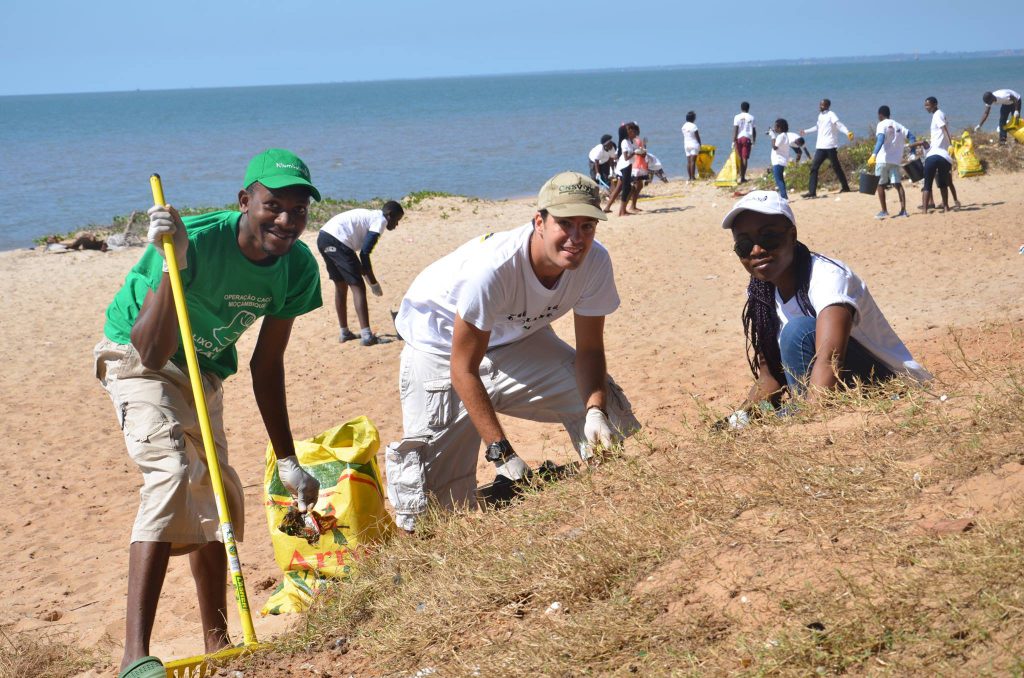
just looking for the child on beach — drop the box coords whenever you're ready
[681,111,701,181]
[718,191,931,428]
[603,122,640,216]
[629,134,650,212]
[768,118,795,199]
[867,105,914,219]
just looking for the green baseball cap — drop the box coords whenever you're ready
[243,148,321,201]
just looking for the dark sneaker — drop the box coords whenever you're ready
[838,187,852,193]
[361,334,392,346]
[339,329,357,343]
[801,192,817,199]
[896,210,910,218]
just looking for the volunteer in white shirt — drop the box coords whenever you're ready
[681,111,702,181]
[317,203,404,346]
[976,88,1022,143]
[387,172,640,532]
[909,96,956,213]
[768,118,796,199]
[732,102,757,183]
[867,105,915,219]
[717,191,931,429]
[602,122,641,216]
[588,134,617,187]
[801,98,854,198]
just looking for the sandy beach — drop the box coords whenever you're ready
[2,171,1022,674]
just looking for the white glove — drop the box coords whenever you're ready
[584,407,616,449]
[494,453,531,481]
[147,205,188,272]
[369,282,383,297]
[973,124,981,132]
[276,455,320,512]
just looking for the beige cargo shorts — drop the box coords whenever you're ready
[94,337,244,547]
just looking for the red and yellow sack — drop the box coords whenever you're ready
[261,416,394,615]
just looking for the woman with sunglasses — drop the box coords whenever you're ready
[719,191,931,428]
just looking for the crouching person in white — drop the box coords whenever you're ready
[388,171,641,532]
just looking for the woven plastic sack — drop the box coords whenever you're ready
[714,147,739,187]
[696,145,716,178]
[261,416,394,615]
[950,131,984,178]
[1005,116,1024,144]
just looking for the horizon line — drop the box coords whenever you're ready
[3,47,1022,98]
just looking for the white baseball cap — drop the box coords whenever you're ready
[720,190,796,229]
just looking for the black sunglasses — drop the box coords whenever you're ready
[733,231,788,258]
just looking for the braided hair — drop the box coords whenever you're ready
[741,241,816,388]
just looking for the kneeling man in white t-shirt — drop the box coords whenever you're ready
[388,171,641,532]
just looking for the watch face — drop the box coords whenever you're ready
[486,440,512,462]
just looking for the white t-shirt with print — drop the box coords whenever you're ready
[589,143,614,164]
[395,222,620,355]
[320,208,387,251]
[804,110,850,150]
[615,138,635,173]
[681,122,700,151]
[734,112,755,139]
[770,132,799,166]
[875,119,909,164]
[992,89,1021,105]
[927,109,952,161]
[774,253,931,382]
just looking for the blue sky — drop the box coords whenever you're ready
[2,1,1020,96]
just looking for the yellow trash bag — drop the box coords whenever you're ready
[949,131,984,178]
[714,146,739,187]
[1005,115,1024,144]
[696,144,716,179]
[261,416,394,615]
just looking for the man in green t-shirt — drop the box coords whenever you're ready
[95,149,324,678]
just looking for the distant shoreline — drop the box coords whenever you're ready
[2,49,1021,98]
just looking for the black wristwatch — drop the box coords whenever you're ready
[484,439,515,463]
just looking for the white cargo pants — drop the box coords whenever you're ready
[386,326,640,531]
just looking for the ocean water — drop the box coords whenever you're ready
[1,55,1021,250]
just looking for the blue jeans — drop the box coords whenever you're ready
[772,164,788,199]
[779,316,894,394]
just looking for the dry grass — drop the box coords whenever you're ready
[0,630,101,678]
[232,324,1024,677]
[18,325,1024,677]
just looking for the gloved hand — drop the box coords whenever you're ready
[147,204,188,272]
[867,154,876,167]
[973,124,981,132]
[846,131,854,141]
[369,282,383,297]
[494,453,531,481]
[584,407,616,449]
[276,455,320,512]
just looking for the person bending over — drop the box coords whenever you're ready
[317,202,405,346]
[96,149,323,677]
[718,191,931,428]
[976,89,1021,143]
[387,172,640,532]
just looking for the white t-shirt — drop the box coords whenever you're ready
[734,112,755,139]
[770,132,798,166]
[804,110,850,150]
[992,89,1021,105]
[875,119,909,164]
[774,253,931,382]
[646,151,663,172]
[589,143,614,164]
[320,208,387,251]
[395,222,620,355]
[681,122,700,151]
[615,138,635,173]
[927,109,952,160]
